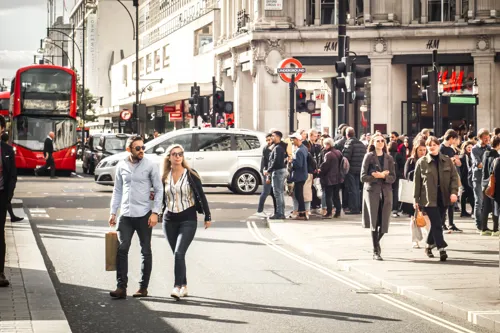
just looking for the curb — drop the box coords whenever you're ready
[266,219,500,333]
[10,202,72,333]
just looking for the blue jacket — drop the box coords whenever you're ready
[291,144,308,182]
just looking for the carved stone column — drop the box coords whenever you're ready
[315,0,321,25]
[476,0,496,18]
[363,0,372,22]
[349,0,356,24]
[421,0,429,23]
[372,0,388,21]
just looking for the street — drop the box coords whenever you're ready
[13,165,490,333]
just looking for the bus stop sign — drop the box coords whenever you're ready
[277,58,306,83]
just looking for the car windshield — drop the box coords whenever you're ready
[104,137,128,151]
[12,116,76,151]
[0,98,8,110]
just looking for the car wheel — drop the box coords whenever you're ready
[232,170,259,195]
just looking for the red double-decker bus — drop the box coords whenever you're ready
[10,64,77,174]
[0,91,10,130]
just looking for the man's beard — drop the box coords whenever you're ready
[130,153,142,162]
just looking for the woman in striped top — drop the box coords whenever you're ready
[162,144,211,300]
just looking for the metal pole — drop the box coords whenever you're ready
[193,82,199,127]
[211,76,217,127]
[337,0,347,128]
[82,12,86,143]
[433,50,441,136]
[72,25,75,70]
[289,74,295,134]
[135,4,140,135]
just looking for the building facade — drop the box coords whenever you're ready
[68,0,135,129]
[108,0,220,135]
[215,0,500,137]
[43,16,71,68]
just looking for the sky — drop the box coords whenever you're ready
[0,0,69,81]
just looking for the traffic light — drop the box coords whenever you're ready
[224,101,234,114]
[214,91,225,113]
[199,96,210,121]
[296,89,307,113]
[350,63,371,101]
[189,84,200,116]
[333,56,351,92]
[421,70,438,104]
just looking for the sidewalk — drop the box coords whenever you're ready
[266,211,500,332]
[1,206,72,333]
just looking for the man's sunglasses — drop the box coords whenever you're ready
[171,152,184,158]
[133,145,146,152]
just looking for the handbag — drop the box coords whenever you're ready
[485,158,499,199]
[313,177,323,199]
[415,209,427,228]
[105,230,118,271]
[398,179,415,204]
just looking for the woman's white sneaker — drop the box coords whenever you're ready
[180,286,188,297]
[171,287,181,299]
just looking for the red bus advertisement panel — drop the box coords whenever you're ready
[10,65,77,173]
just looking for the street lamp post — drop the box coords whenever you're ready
[39,39,72,67]
[134,1,140,135]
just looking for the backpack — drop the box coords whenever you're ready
[485,157,499,199]
[339,153,350,182]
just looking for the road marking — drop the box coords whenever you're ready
[77,208,83,210]
[48,207,56,210]
[29,208,47,213]
[468,311,500,324]
[31,214,50,218]
[247,221,477,333]
[43,193,49,195]
[215,208,222,211]
[66,200,73,202]
[72,173,83,178]
[56,219,64,221]
[88,219,94,222]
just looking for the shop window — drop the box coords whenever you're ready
[163,44,170,68]
[139,57,145,77]
[146,54,152,74]
[154,49,161,71]
[428,0,455,22]
[321,0,336,24]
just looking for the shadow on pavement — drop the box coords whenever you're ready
[389,257,498,268]
[143,296,401,324]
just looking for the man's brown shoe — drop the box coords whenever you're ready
[133,288,148,297]
[109,288,126,299]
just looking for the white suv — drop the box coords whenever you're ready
[94,127,266,194]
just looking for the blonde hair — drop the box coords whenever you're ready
[367,134,389,153]
[161,144,199,184]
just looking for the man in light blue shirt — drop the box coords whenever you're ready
[108,135,163,299]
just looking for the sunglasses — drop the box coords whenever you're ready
[171,152,184,158]
[133,145,146,152]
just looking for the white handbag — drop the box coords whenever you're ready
[398,179,415,204]
[314,178,323,199]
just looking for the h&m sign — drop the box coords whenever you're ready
[324,41,338,52]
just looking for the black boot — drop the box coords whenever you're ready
[371,231,383,261]
[425,247,434,258]
[439,250,448,262]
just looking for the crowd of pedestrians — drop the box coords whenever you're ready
[256,124,500,262]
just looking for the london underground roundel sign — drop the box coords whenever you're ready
[120,110,132,121]
[277,58,306,83]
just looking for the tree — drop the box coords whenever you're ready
[75,72,98,123]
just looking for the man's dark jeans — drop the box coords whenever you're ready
[344,172,361,213]
[324,184,341,216]
[294,181,306,212]
[116,211,152,289]
[37,157,56,177]
[0,190,8,273]
[163,219,197,287]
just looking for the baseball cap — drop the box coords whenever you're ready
[289,132,302,140]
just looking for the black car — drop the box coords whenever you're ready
[95,133,131,165]
[82,133,102,174]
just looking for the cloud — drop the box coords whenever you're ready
[0,51,36,80]
[0,0,46,10]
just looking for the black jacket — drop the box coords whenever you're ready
[43,137,54,159]
[260,145,272,174]
[493,157,500,208]
[268,143,286,173]
[404,157,417,181]
[342,137,366,174]
[334,137,347,152]
[1,141,17,198]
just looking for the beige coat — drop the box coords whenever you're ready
[361,152,396,233]
[304,174,313,202]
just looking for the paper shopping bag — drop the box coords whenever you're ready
[398,179,415,204]
[105,231,118,271]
